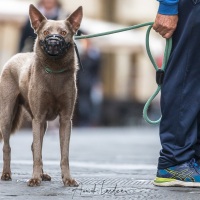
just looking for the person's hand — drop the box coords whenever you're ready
[153,13,178,39]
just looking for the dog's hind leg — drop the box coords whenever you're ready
[0,93,19,181]
[1,127,12,181]
[1,130,12,181]
[0,131,2,142]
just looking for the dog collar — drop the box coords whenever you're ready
[44,66,68,74]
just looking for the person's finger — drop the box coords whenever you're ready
[163,31,174,39]
[159,29,169,37]
[153,23,175,38]
[155,26,170,37]
[153,25,163,33]
[153,23,159,31]
[153,24,164,33]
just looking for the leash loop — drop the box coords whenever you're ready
[143,24,172,124]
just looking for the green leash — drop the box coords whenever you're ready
[74,22,172,125]
[143,25,172,124]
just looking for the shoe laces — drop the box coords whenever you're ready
[188,158,199,168]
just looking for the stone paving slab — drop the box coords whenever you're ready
[0,128,200,200]
[1,174,200,200]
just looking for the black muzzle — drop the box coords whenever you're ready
[39,34,71,57]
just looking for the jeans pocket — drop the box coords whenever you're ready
[192,0,200,5]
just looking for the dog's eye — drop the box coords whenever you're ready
[43,30,49,36]
[61,31,67,36]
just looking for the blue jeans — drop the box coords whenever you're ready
[159,0,200,169]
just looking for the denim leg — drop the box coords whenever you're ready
[194,112,200,158]
[158,0,200,169]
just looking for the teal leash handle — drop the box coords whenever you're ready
[143,25,172,124]
[74,22,172,125]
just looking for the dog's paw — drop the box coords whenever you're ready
[41,173,51,181]
[63,178,79,187]
[1,172,12,181]
[27,178,41,187]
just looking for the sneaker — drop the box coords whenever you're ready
[153,159,200,187]
[196,158,200,166]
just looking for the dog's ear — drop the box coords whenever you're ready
[29,4,47,32]
[66,6,83,33]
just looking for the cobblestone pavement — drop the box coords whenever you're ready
[0,127,200,200]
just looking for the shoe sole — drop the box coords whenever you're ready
[153,178,200,187]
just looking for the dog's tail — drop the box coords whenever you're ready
[11,105,28,134]
[0,132,2,142]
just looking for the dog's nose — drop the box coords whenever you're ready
[47,39,62,55]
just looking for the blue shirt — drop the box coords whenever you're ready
[157,0,179,15]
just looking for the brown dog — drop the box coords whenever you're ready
[0,4,82,187]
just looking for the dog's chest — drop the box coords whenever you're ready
[42,85,71,116]
[45,99,60,121]
[40,92,68,121]
[23,68,76,120]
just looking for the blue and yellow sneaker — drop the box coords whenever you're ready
[153,159,200,187]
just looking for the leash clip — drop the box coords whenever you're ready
[156,69,165,85]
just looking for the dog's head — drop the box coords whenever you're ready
[29,4,83,58]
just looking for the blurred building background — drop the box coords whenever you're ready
[0,0,163,127]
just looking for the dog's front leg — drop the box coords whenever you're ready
[31,121,51,182]
[59,117,78,187]
[28,119,44,187]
